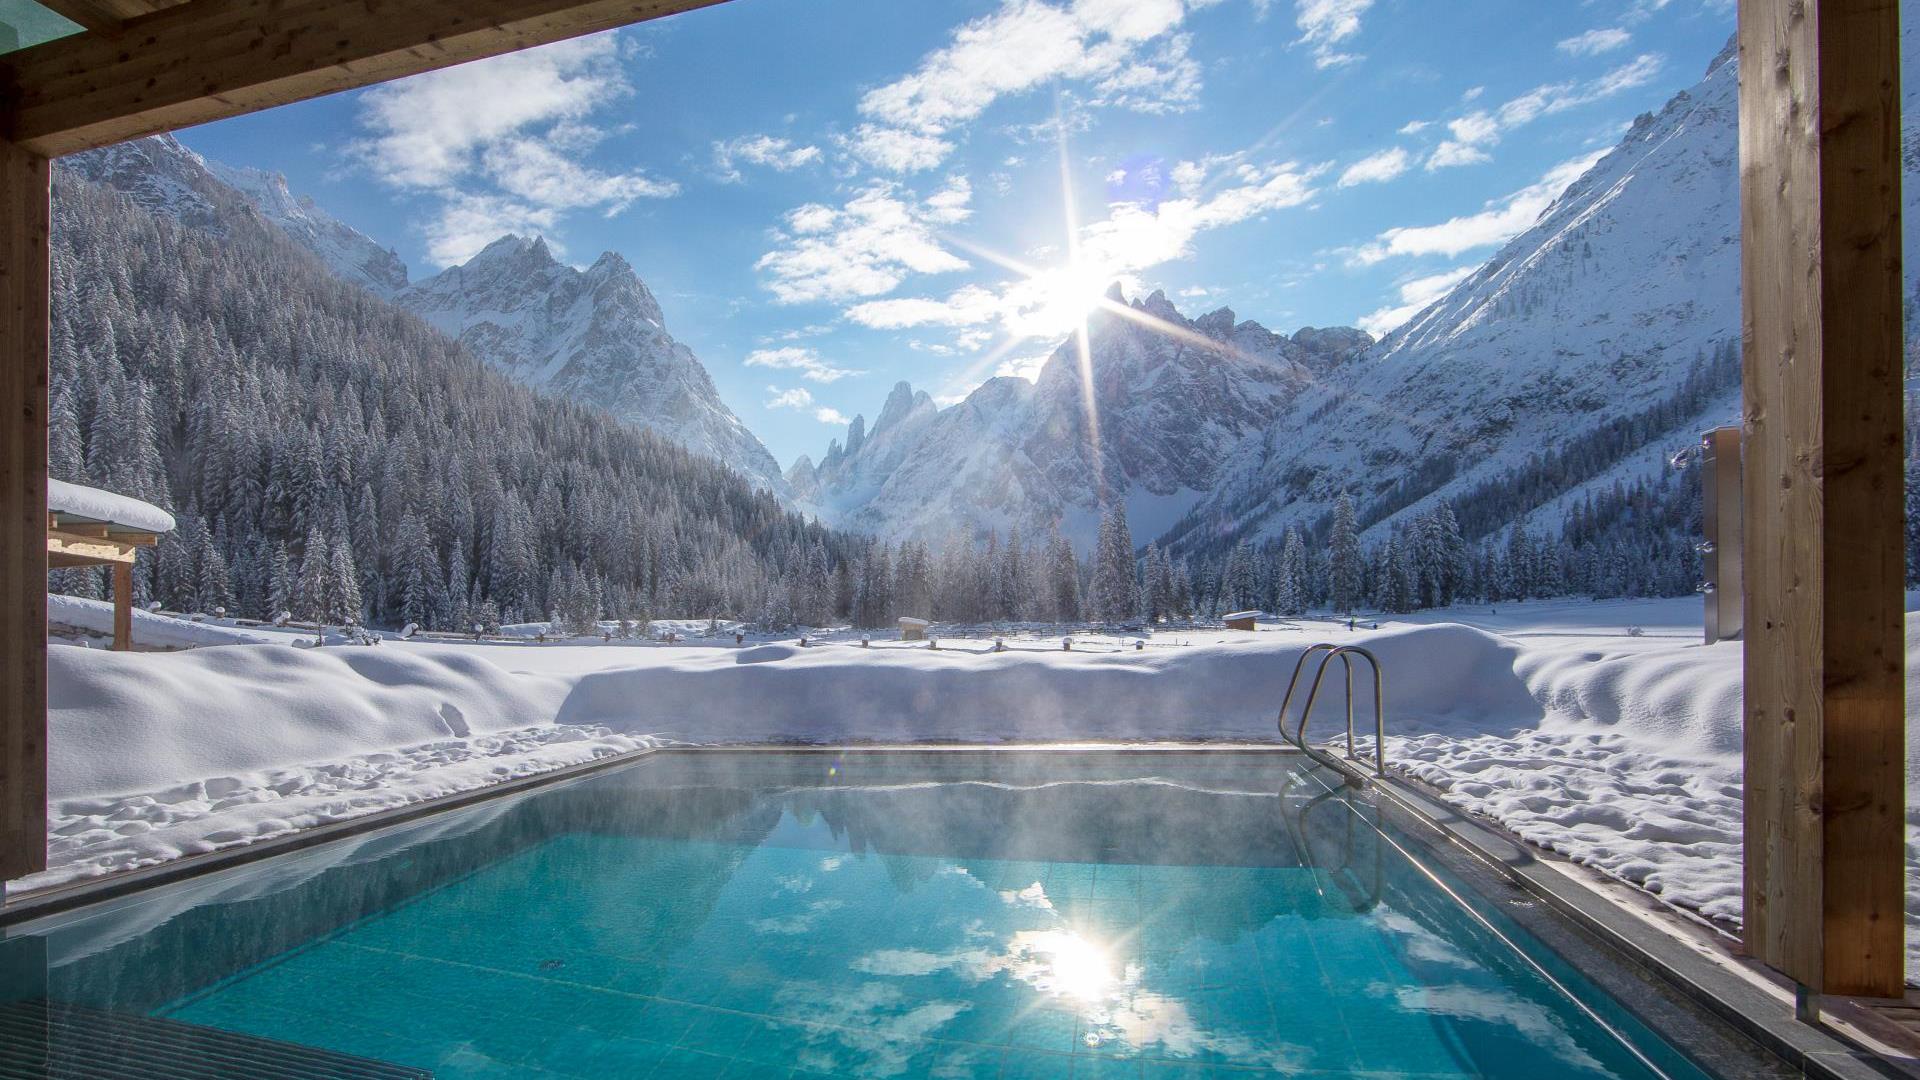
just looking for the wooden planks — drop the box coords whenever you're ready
[1739,0,1905,997]
[2,0,733,158]
[0,138,48,882]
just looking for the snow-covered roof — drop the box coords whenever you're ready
[1222,611,1263,621]
[47,479,176,534]
[897,617,931,627]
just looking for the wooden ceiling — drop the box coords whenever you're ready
[1,0,734,158]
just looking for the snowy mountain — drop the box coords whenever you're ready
[202,160,410,295]
[1160,39,1752,556]
[63,135,789,499]
[793,291,1370,545]
[394,236,790,497]
[63,134,407,296]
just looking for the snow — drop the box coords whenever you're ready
[48,595,283,648]
[25,593,1920,981]
[46,478,176,534]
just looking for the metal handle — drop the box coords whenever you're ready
[1278,643,1387,785]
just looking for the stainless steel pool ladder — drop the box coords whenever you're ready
[1277,643,1385,787]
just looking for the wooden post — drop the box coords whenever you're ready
[112,561,132,652]
[1739,0,1905,998]
[0,137,49,882]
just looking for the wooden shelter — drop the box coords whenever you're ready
[1222,610,1260,632]
[898,617,929,642]
[45,478,171,651]
[0,0,1904,1008]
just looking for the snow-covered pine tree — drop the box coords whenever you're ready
[295,526,331,623]
[1045,527,1080,622]
[1276,527,1306,615]
[1327,493,1363,613]
[1090,503,1137,624]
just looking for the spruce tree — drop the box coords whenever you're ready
[1328,493,1363,613]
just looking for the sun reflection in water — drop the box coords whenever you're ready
[1017,929,1119,1003]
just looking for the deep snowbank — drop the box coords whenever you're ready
[548,624,1535,744]
[49,641,572,798]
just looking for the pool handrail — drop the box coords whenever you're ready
[1277,643,1386,786]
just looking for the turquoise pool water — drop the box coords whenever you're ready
[2,752,1730,1078]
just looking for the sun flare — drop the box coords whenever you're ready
[1020,261,1118,339]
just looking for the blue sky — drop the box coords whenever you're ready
[177,0,1735,468]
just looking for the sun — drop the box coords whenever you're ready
[1017,261,1118,340]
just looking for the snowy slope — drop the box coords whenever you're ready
[1169,30,1920,555]
[203,159,409,295]
[396,236,792,497]
[1165,41,1747,554]
[62,135,407,296]
[797,292,1369,546]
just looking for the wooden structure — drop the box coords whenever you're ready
[0,0,1906,1009]
[0,0,726,881]
[898,617,929,642]
[45,479,171,651]
[1738,0,1905,998]
[1222,610,1261,632]
[1700,427,1743,645]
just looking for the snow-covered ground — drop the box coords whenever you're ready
[23,593,1920,981]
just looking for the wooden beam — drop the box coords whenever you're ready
[112,562,132,652]
[0,137,48,883]
[1,0,733,158]
[1740,0,1905,998]
[47,531,136,564]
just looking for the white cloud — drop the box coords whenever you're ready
[847,284,1003,329]
[763,385,849,425]
[1425,54,1663,172]
[351,36,677,266]
[713,134,821,182]
[1426,142,1493,170]
[1355,265,1476,336]
[1080,159,1320,273]
[422,194,561,269]
[1338,146,1410,187]
[1558,27,1630,56]
[1397,120,1431,135]
[757,178,973,304]
[744,346,861,383]
[850,0,1202,173]
[1294,0,1375,68]
[483,138,678,212]
[846,125,955,173]
[1351,152,1604,264]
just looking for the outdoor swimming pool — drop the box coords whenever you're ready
[0,751,1780,1078]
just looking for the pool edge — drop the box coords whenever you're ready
[1369,772,1901,1080]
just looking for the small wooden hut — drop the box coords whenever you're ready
[46,479,174,651]
[1222,610,1261,632]
[898,616,929,641]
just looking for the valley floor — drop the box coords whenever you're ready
[24,594,1920,981]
